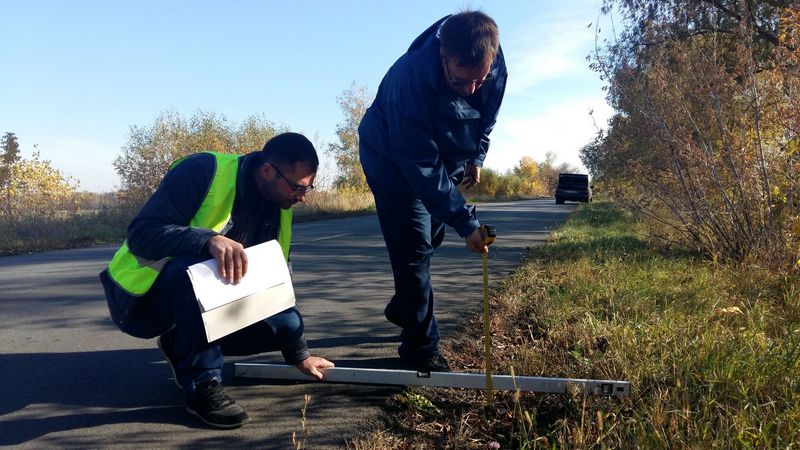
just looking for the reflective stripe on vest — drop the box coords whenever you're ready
[107,152,292,296]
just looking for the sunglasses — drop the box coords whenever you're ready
[271,163,315,193]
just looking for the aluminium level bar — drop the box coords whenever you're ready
[234,363,630,397]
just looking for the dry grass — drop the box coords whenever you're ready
[0,190,376,255]
[0,208,135,256]
[293,190,375,221]
[350,201,800,448]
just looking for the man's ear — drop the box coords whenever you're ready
[256,162,273,186]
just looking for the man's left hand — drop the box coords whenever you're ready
[295,356,335,380]
[465,227,489,254]
[463,164,481,189]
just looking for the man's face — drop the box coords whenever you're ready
[440,52,493,97]
[258,162,316,209]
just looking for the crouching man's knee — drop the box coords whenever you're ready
[267,307,304,344]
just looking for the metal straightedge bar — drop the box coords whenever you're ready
[233,363,630,397]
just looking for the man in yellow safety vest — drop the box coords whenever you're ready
[99,132,333,429]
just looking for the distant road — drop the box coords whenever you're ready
[0,198,575,448]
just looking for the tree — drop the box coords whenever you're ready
[1,132,21,217]
[327,82,372,192]
[537,152,576,193]
[513,156,540,179]
[468,167,501,198]
[0,146,79,220]
[512,156,549,197]
[114,110,284,205]
[586,0,800,266]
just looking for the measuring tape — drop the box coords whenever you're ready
[479,224,496,404]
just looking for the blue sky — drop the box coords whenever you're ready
[1,0,613,192]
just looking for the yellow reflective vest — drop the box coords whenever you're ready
[107,152,292,296]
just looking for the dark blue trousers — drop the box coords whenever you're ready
[102,255,303,393]
[366,178,446,361]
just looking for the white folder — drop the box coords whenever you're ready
[186,240,295,342]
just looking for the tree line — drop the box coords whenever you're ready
[324,82,577,199]
[2,103,568,222]
[2,66,580,254]
[581,0,799,269]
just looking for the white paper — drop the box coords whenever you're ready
[200,283,295,342]
[186,240,290,312]
[185,239,297,342]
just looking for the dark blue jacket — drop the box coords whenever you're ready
[358,16,507,237]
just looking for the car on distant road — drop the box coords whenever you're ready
[555,173,592,204]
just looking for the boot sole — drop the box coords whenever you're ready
[186,406,251,429]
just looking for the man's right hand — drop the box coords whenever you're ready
[296,356,335,380]
[207,235,247,284]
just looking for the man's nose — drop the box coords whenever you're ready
[462,83,478,96]
[294,191,307,203]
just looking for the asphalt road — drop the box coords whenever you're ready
[0,198,575,448]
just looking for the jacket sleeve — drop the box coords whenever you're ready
[126,154,219,260]
[471,134,491,168]
[281,334,311,364]
[385,81,480,238]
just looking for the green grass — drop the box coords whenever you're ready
[350,200,800,449]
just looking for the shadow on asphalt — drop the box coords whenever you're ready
[0,348,197,445]
[1,348,403,447]
[306,334,400,349]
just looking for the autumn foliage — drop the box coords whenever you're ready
[0,133,79,221]
[582,0,799,269]
[114,110,286,206]
[467,154,578,201]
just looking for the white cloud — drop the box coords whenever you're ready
[485,98,614,174]
[504,7,600,94]
[484,2,615,174]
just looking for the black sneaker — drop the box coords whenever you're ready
[157,332,182,389]
[186,378,250,429]
[401,354,452,373]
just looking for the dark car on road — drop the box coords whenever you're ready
[555,173,592,204]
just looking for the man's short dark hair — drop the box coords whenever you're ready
[260,132,319,171]
[439,10,499,67]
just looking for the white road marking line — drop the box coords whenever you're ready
[309,233,353,242]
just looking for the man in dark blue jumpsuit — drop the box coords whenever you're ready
[358,11,507,372]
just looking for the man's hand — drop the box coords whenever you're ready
[465,227,489,254]
[462,164,481,189]
[207,235,247,284]
[295,356,335,380]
